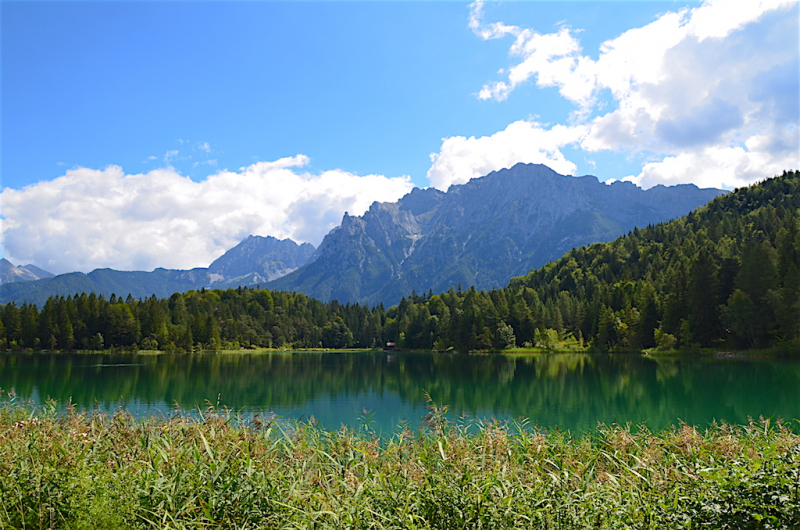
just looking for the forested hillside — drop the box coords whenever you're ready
[354,169,799,352]
[507,170,799,351]
[0,171,797,352]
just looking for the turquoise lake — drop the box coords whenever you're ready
[1,351,799,434]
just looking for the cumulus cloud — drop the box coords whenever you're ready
[627,128,800,189]
[0,156,413,274]
[427,120,585,190]
[473,0,796,106]
[470,1,589,104]
[441,0,800,190]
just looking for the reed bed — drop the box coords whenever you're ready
[1,394,798,529]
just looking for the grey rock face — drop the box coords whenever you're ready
[269,163,726,305]
[0,259,55,284]
[208,235,316,283]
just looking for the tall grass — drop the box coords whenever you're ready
[1,391,798,529]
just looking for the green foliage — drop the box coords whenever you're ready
[0,288,387,352]
[495,320,516,350]
[654,327,677,351]
[1,397,798,529]
[321,317,354,348]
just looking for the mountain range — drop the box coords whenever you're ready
[1,164,725,306]
[266,164,726,305]
[0,236,315,306]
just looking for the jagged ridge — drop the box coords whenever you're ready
[268,163,726,305]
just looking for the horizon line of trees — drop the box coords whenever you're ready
[1,170,798,353]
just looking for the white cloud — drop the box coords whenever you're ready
[0,156,413,274]
[686,0,797,41]
[471,0,588,104]
[627,127,799,189]
[427,120,586,190]
[468,0,519,41]
[450,0,800,190]
[473,0,795,107]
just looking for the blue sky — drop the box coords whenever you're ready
[2,0,798,274]
[4,1,688,188]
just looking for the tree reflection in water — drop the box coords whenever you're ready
[1,351,798,433]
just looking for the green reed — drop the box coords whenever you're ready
[1,391,798,529]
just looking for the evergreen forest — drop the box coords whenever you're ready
[1,170,798,353]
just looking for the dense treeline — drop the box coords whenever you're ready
[1,171,798,352]
[0,289,386,351]
[0,281,577,352]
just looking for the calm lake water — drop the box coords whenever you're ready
[1,351,799,434]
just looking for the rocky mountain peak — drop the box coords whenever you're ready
[0,258,55,285]
[267,164,726,305]
[208,235,315,282]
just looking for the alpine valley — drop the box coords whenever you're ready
[1,164,724,306]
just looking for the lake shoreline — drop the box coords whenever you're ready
[3,343,799,357]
